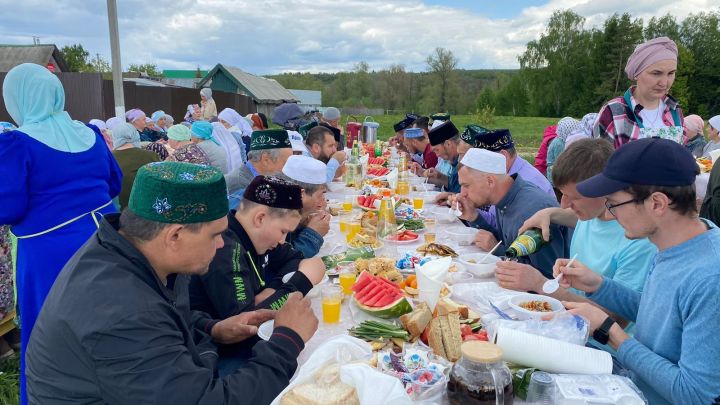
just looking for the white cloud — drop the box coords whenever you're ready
[0,0,716,74]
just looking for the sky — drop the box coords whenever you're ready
[0,0,716,75]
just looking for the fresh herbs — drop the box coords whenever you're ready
[348,320,410,341]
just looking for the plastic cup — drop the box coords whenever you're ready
[526,371,555,404]
[321,285,343,323]
[338,264,357,295]
[413,197,424,210]
[423,218,436,243]
[338,213,350,234]
[342,195,354,213]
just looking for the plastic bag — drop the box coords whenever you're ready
[486,311,589,346]
[376,344,451,404]
[552,374,647,404]
[270,335,411,405]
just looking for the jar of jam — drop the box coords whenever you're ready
[447,341,514,405]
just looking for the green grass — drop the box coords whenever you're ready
[0,355,19,405]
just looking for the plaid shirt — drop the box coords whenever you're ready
[593,86,685,149]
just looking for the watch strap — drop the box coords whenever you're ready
[593,317,615,345]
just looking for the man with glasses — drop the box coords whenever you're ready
[554,138,720,405]
[496,140,655,350]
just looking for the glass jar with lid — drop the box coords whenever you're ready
[447,341,514,405]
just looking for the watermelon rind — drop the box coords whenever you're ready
[353,295,413,319]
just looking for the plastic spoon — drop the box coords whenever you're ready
[453,201,463,217]
[542,253,578,294]
[479,241,503,264]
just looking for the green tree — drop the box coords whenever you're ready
[128,63,162,77]
[60,44,91,72]
[476,86,495,110]
[645,14,680,41]
[680,12,720,115]
[88,53,111,73]
[426,48,459,112]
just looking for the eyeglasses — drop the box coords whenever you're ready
[604,198,640,216]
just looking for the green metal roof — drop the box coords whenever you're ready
[162,69,208,79]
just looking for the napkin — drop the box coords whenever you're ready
[416,256,451,311]
[386,168,399,190]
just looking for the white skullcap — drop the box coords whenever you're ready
[288,130,308,153]
[460,148,506,175]
[282,155,327,185]
[430,120,445,130]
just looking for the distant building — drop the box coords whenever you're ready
[288,89,322,112]
[162,69,208,89]
[198,64,299,117]
[0,44,68,72]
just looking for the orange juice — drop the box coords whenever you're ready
[342,201,353,212]
[396,181,410,196]
[339,272,356,294]
[339,219,349,233]
[424,232,437,243]
[412,197,424,210]
[346,222,362,241]
[322,298,341,323]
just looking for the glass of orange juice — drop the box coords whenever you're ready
[412,196,424,210]
[321,285,343,323]
[423,218,436,243]
[342,195,354,213]
[338,265,357,295]
[346,221,362,242]
[339,213,350,233]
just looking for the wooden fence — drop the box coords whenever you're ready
[0,72,255,124]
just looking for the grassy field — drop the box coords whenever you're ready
[0,355,19,405]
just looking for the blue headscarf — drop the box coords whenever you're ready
[191,121,219,145]
[0,121,17,133]
[2,63,96,152]
[111,122,141,149]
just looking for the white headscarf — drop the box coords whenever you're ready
[89,119,107,131]
[2,63,96,152]
[219,108,253,137]
[211,122,243,172]
[556,117,582,141]
[200,87,213,100]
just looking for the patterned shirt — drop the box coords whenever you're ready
[593,86,684,149]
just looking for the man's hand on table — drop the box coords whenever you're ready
[473,230,497,251]
[495,261,546,292]
[212,309,276,344]
[275,292,318,343]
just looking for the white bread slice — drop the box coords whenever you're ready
[444,311,462,362]
[427,317,447,360]
[281,364,360,405]
[399,302,432,338]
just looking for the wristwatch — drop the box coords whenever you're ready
[593,317,616,345]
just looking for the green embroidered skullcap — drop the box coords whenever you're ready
[250,129,291,151]
[128,161,228,224]
[461,124,489,147]
[430,113,451,121]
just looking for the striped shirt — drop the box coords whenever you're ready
[593,86,684,149]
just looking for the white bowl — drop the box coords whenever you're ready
[457,253,499,277]
[445,227,477,246]
[327,181,346,192]
[408,176,426,186]
[427,205,456,223]
[508,293,565,320]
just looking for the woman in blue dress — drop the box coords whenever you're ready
[0,63,122,403]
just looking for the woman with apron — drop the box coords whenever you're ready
[594,36,684,149]
[0,63,122,404]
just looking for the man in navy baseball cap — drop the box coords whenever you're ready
[554,138,720,405]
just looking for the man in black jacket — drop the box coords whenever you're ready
[190,175,325,324]
[26,162,317,405]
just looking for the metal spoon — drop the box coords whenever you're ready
[542,253,578,294]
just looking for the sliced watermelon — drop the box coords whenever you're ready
[354,295,413,319]
[352,271,373,293]
[361,284,387,303]
[355,280,380,300]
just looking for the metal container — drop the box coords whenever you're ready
[361,116,380,144]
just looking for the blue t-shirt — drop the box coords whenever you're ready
[570,218,655,293]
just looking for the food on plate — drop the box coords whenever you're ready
[697,157,713,173]
[360,211,378,233]
[396,218,425,231]
[426,299,463,362]
[357,194,380,210]
[519,300,553,312]
[399,302,432,339]
[281,364,360,405]
[367,157,386,166]
[354,257,403,283]
[398,274,450,298]
[417,243,458,257]
[347,232,383,249]
[367,167,390,177]
[363,178,389,188]
[387,230,419,242]
[351,271,413,319]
